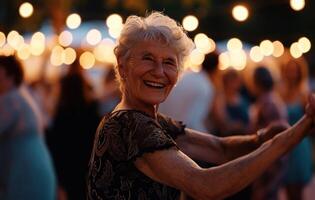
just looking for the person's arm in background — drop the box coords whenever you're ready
[175,120,288,165]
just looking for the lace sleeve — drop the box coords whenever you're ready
[157,113,186,139]
[121,111,178,161]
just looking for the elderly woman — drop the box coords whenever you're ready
[87,12,315,200]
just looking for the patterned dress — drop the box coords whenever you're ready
[87,110,185,200]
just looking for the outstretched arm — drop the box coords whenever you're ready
[135,113,313,200]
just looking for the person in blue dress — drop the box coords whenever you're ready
[0,55,56,200]
[279,55,313,200]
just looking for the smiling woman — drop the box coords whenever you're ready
[87,11,315,200]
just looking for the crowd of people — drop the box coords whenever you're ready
[1,12,315,200]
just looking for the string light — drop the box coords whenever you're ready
[66,13,81,29]
[19,2,34,18]
[182,15,199,32]
[232,5,249,22]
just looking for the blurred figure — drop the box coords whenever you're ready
[250,66,288,200]
[279,56,313,200]
[220,69,251,136]
[219,69,252,200]
[46,59,100,200]
[159,52,218,132]
[0,55,56,200]
[98,66,121,115]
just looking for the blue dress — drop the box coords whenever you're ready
[284,102,313,185]
[0,87,56,200]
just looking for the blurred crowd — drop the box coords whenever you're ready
[1,47,315,200]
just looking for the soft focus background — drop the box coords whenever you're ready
[1,0,315,200]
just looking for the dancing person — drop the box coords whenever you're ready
[47,58,100,200]
[0,55,56,200]
[87,12,315,200]
[279,56,313,200]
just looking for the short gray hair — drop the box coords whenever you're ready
[114,12,194,84]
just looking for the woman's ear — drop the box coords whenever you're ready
[117,63,125,80]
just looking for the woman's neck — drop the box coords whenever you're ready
[114,95,158,119]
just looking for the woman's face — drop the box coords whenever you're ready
[120,40,179,107]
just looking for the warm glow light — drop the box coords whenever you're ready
[58,30,73,47]
[80,52,95,69]
[230,50,247,70]
[219,52,231,70]
[62,47,76,65]
[227,38,243,51]
[189,49,205,66]
[290,42,303,58]
[0,32,5,47]
[7,31,24,50]
[17,44,31,60]
[19,2,34,18]
[182,15,199,32]
[194,33,214,54]
[298,37,311,53]
[86,29,102,45]
[290,0,305,11]
[1,44,15,56]
[272,41,284,57]
[106,14,123,29]
[66,13,81,29]
[93,39,116,64]
[50,45,64,66]
[232,5,249,22]
[259,40,274,56]
[108,25,123,39]
[30,32,46,56]
[250,46,264,62]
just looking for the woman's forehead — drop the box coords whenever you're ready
[130,40,178,59]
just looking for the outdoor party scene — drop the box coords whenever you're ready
[2,0,315,199]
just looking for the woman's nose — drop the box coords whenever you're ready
[151,62,165,77]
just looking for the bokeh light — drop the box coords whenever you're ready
[93,39,116,64]
[79,51,95,69]
[30,32,46,56]
[298,37,311,53]
[106,14,123,29]
[108,25,123,39]
[189,49,205,66]
[58,30,73,47]
[194,33,215,54]
[250,46,264,62]
[0,32,6,47]
[19,2,34,18]
[219,52,231,70]
[86,29,102,45]
[62,47,76,65]
[66,13,81,29]
[227,38,243,52]
[17,44,31,60]
[7,31,24,50]
[272,40,284,57]
[182,15,199,32]
[50,45,64,66]
[290,0,305,11]
[290,42,302,58]
[259,40,274,56]
[232,5,249,22]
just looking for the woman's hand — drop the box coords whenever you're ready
[257,120,290,144]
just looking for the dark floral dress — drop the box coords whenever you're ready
[87,110,185,200]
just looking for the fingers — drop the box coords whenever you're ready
[306,94,315,117]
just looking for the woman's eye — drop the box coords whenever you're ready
[143,56,154,61]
